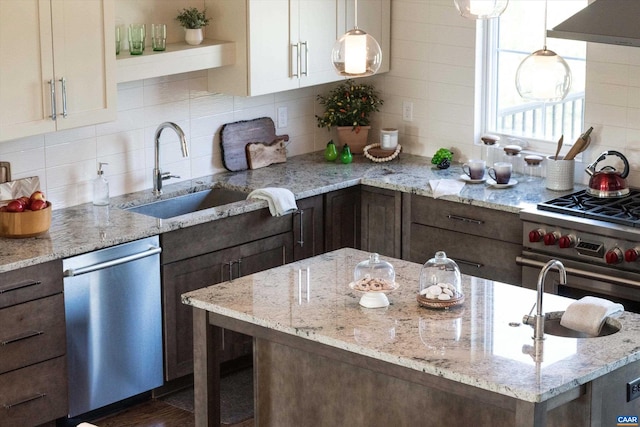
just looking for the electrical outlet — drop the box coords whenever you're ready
[402,101,413,122]
[277,106,288,128]
[627,377,640,402]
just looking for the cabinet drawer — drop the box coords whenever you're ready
[0,293,66,374]
[411,195,521,244]
[0,356,67,426]
[0,260,63,309]
[161,208,293,264]
[409,223,522,284]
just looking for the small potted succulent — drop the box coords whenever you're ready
[316,79,384,154]
[176,7,211,45]
[431,148,453,169]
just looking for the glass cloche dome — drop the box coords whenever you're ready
[418,251,464,309]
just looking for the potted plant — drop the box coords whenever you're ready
[316,79,384,154]
[176,7,211,45]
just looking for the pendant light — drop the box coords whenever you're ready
[515,1,571,102]
[331,0,382,76]
[454,0,508,20]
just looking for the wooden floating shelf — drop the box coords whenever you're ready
[116,39,235,83]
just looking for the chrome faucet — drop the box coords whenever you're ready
[522,259,567,341]
[153,122,189,195]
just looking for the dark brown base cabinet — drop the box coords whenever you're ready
[293,195,324,261]
[0,260,67,427]
[402,194,522,284]
[360,186,402,258]
[324,186,361,252]
[161,207,294,381]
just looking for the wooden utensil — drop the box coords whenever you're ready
[564,127,593,160]
[554,135,563,160]
[246,140,287,170]
[220,117,289,171]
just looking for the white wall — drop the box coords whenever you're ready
[3,0,640,209]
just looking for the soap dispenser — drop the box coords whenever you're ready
[93,162,109,206]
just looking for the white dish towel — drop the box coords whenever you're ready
[247,187,298,217]
[429,179,465,199]
[560,296,624,336]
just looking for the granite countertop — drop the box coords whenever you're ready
[182,247,640,403]
[0,151,584,273]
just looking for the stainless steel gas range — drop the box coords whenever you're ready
[518,189,640,313]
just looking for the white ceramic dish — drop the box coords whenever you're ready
[487,178,517,188]
[459,174,486,184]
[349,281,399,308]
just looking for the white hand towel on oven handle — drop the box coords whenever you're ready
[429,179,465,199]
[560,296,624,336]
[247,187,298,217]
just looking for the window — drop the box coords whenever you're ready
[482,1,587,152]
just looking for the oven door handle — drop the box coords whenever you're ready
[516,256,640,288]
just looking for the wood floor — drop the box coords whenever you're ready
[91,397,254,427]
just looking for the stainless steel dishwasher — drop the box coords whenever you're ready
[63,236,163,417]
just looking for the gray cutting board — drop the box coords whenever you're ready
[220,117,289,171]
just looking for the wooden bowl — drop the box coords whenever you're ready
[0,202,51,238]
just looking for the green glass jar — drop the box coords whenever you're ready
[340,144,353,164]
[324,140,338,161]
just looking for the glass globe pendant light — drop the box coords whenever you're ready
[515,0,571,102]
[331,0,382,76]
[454,0,508,20]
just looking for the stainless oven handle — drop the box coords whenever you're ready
[63,246,161,277]
[517,256,640,288]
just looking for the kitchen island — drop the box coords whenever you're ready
[183,248,640,427]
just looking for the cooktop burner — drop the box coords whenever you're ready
[538,189,640,227]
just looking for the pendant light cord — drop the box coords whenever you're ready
[354,0,358,29]
[542,0,548,51]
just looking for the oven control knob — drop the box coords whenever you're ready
[543,232,560,246]
[605,248,623,265]
[625,248,640,263]
[558,235,576,249]
[528,229,545,243]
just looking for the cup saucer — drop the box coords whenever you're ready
[459,174,486,184]
[487,178,517,188]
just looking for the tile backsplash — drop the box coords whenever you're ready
[4,0,640,209]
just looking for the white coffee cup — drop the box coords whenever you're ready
[380,128,398,150]
[462,159,486,180]
[488,162,512,184]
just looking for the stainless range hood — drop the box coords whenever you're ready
[548,0,640,48]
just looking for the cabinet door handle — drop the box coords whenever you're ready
[1,330,43,346]
[0,280,41,294]
[4,393,46,409]
[300,41,308,76]
[296,209,305,247]
[59,77,68,118]
[227,260,235,281]
[48,79,56,120]
[236,258,242,278]
[291,43,300,78]
[453,258,483,269]
[447,214,484,225]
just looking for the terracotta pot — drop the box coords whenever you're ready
[185,28,204,46]
[336,126,370,154]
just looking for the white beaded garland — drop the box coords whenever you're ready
[363,143,402,163]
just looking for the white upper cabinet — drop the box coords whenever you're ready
[0,0,116,142]
[205,0,390,97]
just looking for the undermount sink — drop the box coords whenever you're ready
[543,311,621,338]
[126,188,247,219]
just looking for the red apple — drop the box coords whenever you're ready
[6,200,25,212]
[17,196,30,207]
[29,199,47,211]
[30,191,46,203]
